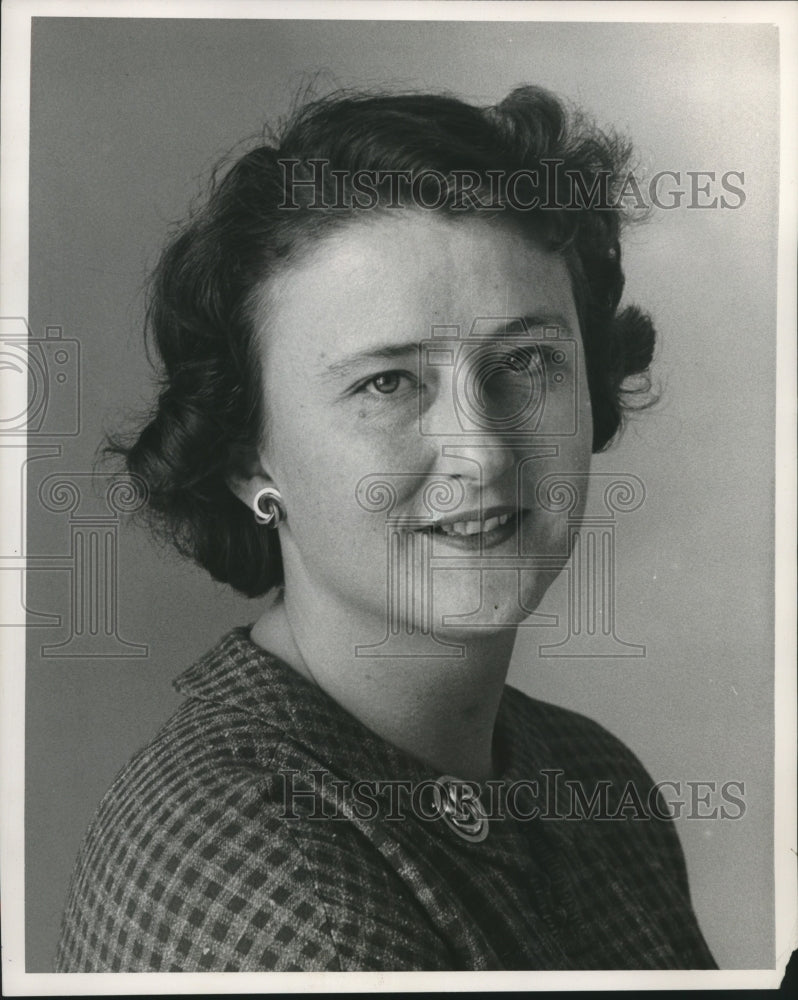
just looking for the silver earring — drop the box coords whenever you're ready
[253,486,286,527]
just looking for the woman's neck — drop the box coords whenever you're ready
[250,585,517,783]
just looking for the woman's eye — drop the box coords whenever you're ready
[502,345,544,374]
[364,371,411,396]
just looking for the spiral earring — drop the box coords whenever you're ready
[253,486,286,527]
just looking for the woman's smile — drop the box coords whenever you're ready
[433,510,513,537]
[422,505,525,549]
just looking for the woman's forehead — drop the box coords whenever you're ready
[256,213,578,363]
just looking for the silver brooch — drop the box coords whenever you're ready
[433,775,489,843]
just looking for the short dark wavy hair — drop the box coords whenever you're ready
[113,86,657,597]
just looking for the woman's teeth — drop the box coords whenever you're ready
[437,513,512,536]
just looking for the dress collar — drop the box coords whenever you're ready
[173,626,550,788]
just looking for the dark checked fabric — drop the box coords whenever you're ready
[55,627,717,972]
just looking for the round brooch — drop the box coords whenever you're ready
[432,775,489,843]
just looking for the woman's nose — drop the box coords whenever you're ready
[418,348,535,487]
[431,437,516,493]
[420,400,516,489]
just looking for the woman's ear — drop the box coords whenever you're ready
[225,453,276,513]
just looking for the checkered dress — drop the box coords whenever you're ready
[55,627,717,971]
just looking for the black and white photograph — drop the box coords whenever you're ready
[1,0,795,993]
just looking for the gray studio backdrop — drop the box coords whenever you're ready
[25,18,777,970]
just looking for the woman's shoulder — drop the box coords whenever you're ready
[500,683,693,865]
[502,683,651,770]
[54,696,310,970]
[503,687,682,832]
[88,692,290,826]
[70,630,303,845]
[55,631,451,973]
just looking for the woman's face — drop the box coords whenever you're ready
[249,212,593,639]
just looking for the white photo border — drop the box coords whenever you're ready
[2,0,795,993]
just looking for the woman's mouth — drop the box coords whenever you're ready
[433,512,512,537]
[427,507,525,550]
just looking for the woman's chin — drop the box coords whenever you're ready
[429,590,546,644]
[430,567,556,632]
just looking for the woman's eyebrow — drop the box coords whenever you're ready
[318,313,574,382]
[319,344,421,381]
[491,312,574,336]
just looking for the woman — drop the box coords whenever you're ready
[55,86,716,972]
